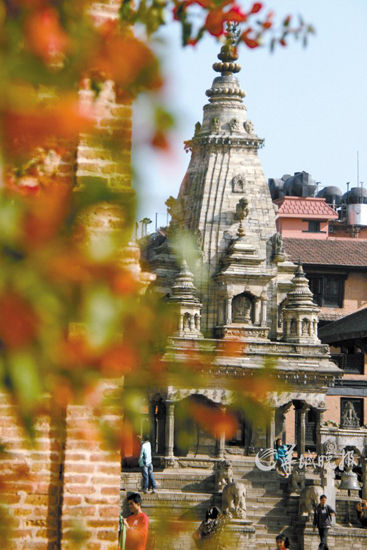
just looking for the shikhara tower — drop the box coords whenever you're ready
[143,25,340,458]
[161,27,297,339]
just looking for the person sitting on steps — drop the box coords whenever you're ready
[274,438,290,478]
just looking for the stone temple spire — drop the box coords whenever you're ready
[169,261,202,338]
[282,262,320,344]
[175,32,279,334]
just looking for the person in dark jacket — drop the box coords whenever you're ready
[313,495,335,550]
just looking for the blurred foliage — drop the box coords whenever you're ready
[0,0,313,545]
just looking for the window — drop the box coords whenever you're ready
[331,352,365,374]
[307,220,321,232]
[307,274,345,307]
[340,398,363,428]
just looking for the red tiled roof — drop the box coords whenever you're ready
[283,238,367,267]
[275,197,338,219]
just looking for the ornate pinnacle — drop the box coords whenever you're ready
[213,23,241,76]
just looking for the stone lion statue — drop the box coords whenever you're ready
[222,480,247,520]
[299,485,323,521]
[215,460,233,492]
[289,465,305,494]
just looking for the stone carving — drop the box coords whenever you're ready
[232,293,252,323]
[323,439,337,455]
[215,460,233,491]
[244,120,254,134]
[272,232,285,257]
[222,480,247,519]
[194,121,201,136]
[289,465,305,494]
[211,117,220,132]
[165,195,184,226]
[299,485,323,521]
[341,400,360,428]
[234,198,249,221]
[231,175,245,193]
[229,118,240,132]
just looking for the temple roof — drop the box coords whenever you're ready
[319,306,367,344]
[283,238,367,268]
[275,197,338,219]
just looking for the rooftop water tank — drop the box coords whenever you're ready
[317,186,342,206]
[342,187,367,226]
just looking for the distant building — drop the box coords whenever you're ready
[269,172,367,452]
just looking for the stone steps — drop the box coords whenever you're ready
[121,458,301,547]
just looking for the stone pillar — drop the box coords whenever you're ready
[315,407,326,456]
[362,457,367,500]
[260,294,267,326]
[226,297,232,324]
[165,400,175,461]
[321,462,336,510]
[296,403,308,457]
[266,408,276,452]
[217,431,226,459]
[280,411,287,444]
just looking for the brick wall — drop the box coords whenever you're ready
[61,383,122,550]
[0,393,65,549]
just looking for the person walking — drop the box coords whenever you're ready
[119,492,149,550]
[138,434,157,494]
[313,494,335,550]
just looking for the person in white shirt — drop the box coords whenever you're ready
[138,435,157,494]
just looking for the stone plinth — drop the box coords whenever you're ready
[215,325,269,340]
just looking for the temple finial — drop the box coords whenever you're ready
[213,23,241,76]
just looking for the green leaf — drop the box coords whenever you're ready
[8,352,43,412]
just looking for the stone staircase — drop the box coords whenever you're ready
[121,456,301,549]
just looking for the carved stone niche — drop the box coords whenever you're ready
[232,292,253,324]
[232,175,246,193]
[341,400,361,429]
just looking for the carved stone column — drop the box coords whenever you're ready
[266,408,276,452]
[315,407,326,456]
[165,400,175,464]
[296,403,309,457]
[260,293,267,326]
[217,432,226,459]
[226,298,232,324]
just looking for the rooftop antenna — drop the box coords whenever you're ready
[357,150,360,188]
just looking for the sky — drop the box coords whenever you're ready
[133,0,367,227]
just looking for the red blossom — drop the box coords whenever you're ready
[205,5,246,37]
[0,292,39,350]
[190,402,238,439]
[250,2,262,14]
[3,97,94,156]
[100,344,138,376]
[25,7,70,64]
[151,129,170,150]
[241,28,260,49]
